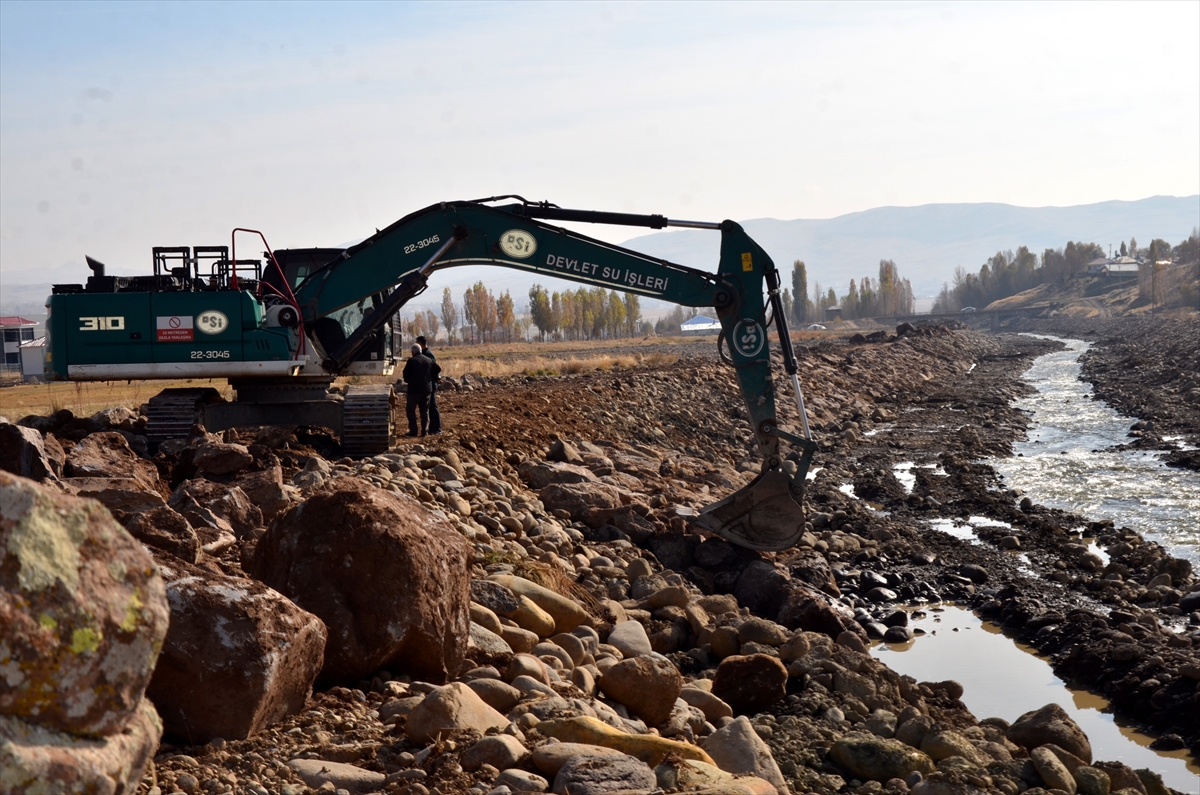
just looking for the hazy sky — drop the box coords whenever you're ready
[2,1,1198,285]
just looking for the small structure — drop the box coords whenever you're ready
[680,315,721,336]
[19,337,46,382]
[824,306,843,321]
[1,316,38,370]
[1086,256,1140,277]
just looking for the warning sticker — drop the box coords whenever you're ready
[156,315,194,341]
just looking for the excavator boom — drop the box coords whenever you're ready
[45,197,816,550]
[291,198,816,550]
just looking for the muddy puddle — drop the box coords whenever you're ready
[872,606,1199,791]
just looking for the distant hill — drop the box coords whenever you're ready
[4,196,1196,316]
[623,195,1200,297]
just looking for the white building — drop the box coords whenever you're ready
[1,316,37,370]
[680,315,721,336]
[20,337,46,381]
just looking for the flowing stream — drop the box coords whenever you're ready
[988,335,1200,565]
[871,335,1200,791]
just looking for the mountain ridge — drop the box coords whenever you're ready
[3,195,1196,316]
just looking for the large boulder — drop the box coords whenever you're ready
[146,556,327,743]
[232,465,298,524]
[406,682,508,743]
[538,482,626,521]
[711,654,789,715]
[0,698,162,795]
[169,479,263,541]
[734,560,791,616]
[63,478,165,515]
[191,440,254,477]
[701,715,789,795]
[65,432,163,496]
[518,460,599,489]
[776,580,867,641]
[829,731,935,782]
[0,422,58,481]
[65,479,201,563]
[598,654,682,727]
[117,505,200,564]
[250,476,472,683]
[0,472,169,736]
[552,752,656,795]
[1006,703,1092,763]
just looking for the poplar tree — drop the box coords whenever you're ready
[792,260,808,324]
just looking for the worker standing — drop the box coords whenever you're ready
[401,343,434,436]
[416,334,442,434]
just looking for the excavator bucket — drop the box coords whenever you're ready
[692,449,813,551]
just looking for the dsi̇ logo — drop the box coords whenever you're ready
[731,319,765,358]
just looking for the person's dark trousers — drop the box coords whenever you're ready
[427,382,441,434]
[406,392,430,436]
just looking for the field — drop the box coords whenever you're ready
[0,330,844,420]
[0,336,711,420]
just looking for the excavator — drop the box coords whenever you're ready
[44,197,816,551]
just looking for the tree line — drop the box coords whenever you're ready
[785,259,915,324]
[400,283,648,344]
[528,285,645,341]
[932,230,1200,312]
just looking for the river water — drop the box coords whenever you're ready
[989,335,1200,565]
[872,335,1200,790]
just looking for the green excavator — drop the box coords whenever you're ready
[44,197,816,550]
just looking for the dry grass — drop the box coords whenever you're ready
[0,379,233,420]
[0,335,746,418]
[439,351,679,379]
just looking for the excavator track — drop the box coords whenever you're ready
[146,387,222,452]
[341,384,395,457]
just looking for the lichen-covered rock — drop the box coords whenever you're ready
[250,476,472,683]
[552,751,656,795]
[146,556,327,743]
[0,472,169,737]
[0,697,162,795]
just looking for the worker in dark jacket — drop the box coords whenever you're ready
[416,335,442,434]
[401,343,434,436]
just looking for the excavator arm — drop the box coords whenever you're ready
[292,198,815,550]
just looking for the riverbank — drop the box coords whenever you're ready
[3,324,1197,794]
